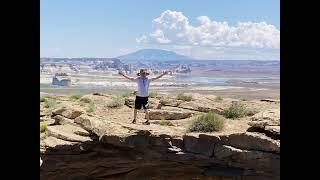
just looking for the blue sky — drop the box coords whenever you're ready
[41,0,280,60]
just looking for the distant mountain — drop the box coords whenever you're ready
[117,49,194,62]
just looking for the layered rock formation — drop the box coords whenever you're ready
[40,93,280,180]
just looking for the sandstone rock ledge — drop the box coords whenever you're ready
[40,112,280,180]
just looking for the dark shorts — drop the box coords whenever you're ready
[135,96,149,110]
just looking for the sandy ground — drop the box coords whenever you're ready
[41,92,279,137]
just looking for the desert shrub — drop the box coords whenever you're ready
[106,96,124,108]
[149,91,158,98]
[86,102,96,113]
[44,98,57,109]
[215,96,223,102]
[79,101,86,107]
[223,102,246,119]
[40,122,47,133]
[159,117,173,126]
[120,91,131,98]
[40,97,46,102]
[189,112,225,132]
[177,93,192,101]
[80,98,91,103]
[43,95,57,100]
[69,94,82,101]
[246,108,259,116]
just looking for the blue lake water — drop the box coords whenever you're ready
[174,74,279,85]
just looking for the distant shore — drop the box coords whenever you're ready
[40,80,279,100]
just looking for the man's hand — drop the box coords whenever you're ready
[152,70,168,81]
[118,70,124,76]
[118,69,134,81]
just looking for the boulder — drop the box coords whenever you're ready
[148,109,192,120]
[178,102,224,113]
[74,114,108,137]
[53,115,74,125]
[80,94,114,105]
[40,111,45,117]
[249,109,280,139]
[42,136,79,148]
[220,132,280,153]
[183,134,220,156]
[46,124,91,142]
[92,92,105,96]
[251,109,280,123]
[124,97,134,108]
[265,126,280,136]
[260,99,280,103]
[159,99,183,107]
[214,144,245,159]
[148,99,160,109]
[42,118,55,125]
[79,96,92,103]
[52,107,83,119]
[213,144,280,174]
[246,108,259,116]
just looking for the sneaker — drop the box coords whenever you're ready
[143,120,150,125]
[132,119,136,124]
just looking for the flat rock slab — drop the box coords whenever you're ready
[178,102,224,114]
[52,107,84,119]
[260,99,280,103]
[249,109,280,138]
[251,109,280,123]
[80,94,113,104]
[149,109,192,120]
[216,145,280,175]
[53,115,74,125]
[183,134,221,157]
[47,124,91,142]
[42,136,79,148]
[159,99,183,107]
[220,132,280,153]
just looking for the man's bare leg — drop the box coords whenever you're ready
[132,109,137,123]
[143,109,150,125]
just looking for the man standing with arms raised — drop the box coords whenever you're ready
[118,69,168,125]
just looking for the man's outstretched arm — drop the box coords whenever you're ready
[118,70,134,81]
[152,71,168,81]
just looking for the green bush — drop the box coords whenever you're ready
[86,102,96,113]
[106,96,124,108]
[215,96,223,102]
[149,91,158,98]
[40,97,46,102]
[189,112,225,132]
[80,97,91,103]
[44,98,57,109]
[40,122,47,133]
[79,101,86,107]
[43,95,57,100]
[69,94,82,101]
[120,91,131,98]
[177,93,192,101]
[223,102,246,119]
[159,118,173,126]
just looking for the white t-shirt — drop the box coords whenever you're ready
[133,77,152,97]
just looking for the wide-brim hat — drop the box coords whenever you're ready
[137,69,150,76]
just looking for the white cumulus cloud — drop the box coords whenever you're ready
[136,10,280,60]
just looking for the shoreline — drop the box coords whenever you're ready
[40,81,279,100]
